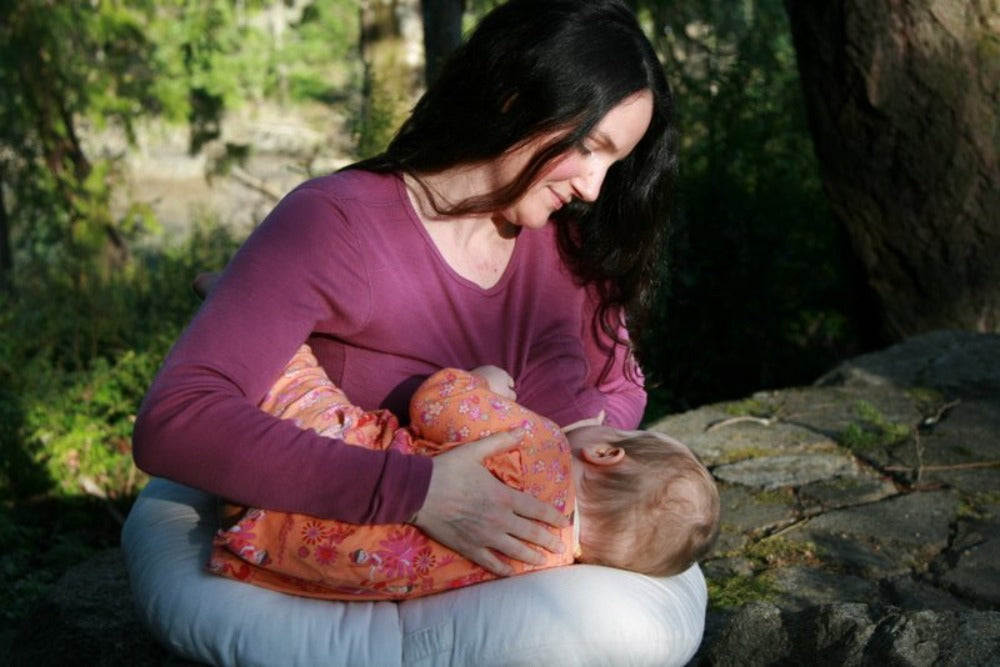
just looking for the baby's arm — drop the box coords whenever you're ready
[561,410,607,433]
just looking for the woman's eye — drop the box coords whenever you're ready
[577,141,594,156]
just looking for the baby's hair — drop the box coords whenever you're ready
[576,432,720,576]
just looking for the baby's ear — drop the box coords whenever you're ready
[580,444,626,466]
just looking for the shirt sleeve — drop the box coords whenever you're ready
[580,291,647,429]
[513,282,647,430]
[131,185,432,524]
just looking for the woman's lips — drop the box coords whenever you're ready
[549,188,567,208]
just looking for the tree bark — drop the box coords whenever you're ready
[358,0,422,156]
[785,0,1000,339]
[421,0,465,85]
[0,167,12,292]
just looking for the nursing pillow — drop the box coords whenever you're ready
[122,478,707,666]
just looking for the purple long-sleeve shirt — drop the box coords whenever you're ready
[132,170,646,523]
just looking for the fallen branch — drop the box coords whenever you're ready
[884,460,1000,473]
[920,398,962,428]
[706,415,779,432]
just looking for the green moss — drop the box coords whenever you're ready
[956,491,1000,520]
[820,476,868,492]
[905,386,945,409]
[745,535,822,567]
[837,400,911,451]
[752,488,795,505]
[717,445,781,464]
[975,33,1000,63]
[723,397,778,418]
[708,572,777,610]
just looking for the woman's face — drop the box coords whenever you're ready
[495,89,654,229]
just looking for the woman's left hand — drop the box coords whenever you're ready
[411,428,570,576]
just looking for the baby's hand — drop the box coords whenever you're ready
[471,365,516,399]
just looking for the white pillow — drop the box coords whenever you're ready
[122,478,707,666]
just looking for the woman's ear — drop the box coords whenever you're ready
[580,444,625,466]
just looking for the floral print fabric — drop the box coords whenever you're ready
[209,345,576,600]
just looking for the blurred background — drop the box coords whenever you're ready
[1,0,996,628]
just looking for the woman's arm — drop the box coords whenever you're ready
[580,289,647,429]
[132,186,432,523]
[515,288,647,430]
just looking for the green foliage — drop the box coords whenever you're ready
[0,1,161,288]
[0,224,239,501]
[637,0,860,415]
[355,70,409,158]
[281,1,360,105]
[148,1,273,143]
[1,1,359,292]
[0,221,239,621]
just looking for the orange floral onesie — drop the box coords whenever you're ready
[209,345,576,600]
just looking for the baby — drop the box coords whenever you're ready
[210,345,719,600]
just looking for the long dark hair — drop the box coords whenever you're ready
[352,0,677,367]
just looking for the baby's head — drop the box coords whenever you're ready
[567,425,720,576]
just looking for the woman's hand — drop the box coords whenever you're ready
[411,429,569,576]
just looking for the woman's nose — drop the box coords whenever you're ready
[571,163,608,202]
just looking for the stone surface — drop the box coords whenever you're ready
[816,330,1000,396]
[767,565,879,612]
[714,453,858,489]
[685,331,1000,665]
[6,549,193,666]
[7,330,1000,665]
[703,601,1000,666]
[939,513,1000,606]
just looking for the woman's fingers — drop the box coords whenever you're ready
[509,486,568,533]
[460,427,525,458]
[411,428,570,575]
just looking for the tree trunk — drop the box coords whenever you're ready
[785,0,1000,339]
[0,167,12,292]
[421,0,465,85]
[358,0,422,157]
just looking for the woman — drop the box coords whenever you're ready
[133,0,674,588]
[126,3,706,663]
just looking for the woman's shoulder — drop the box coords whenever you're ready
[291,169,403,207]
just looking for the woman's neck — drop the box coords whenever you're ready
[402,170,519,289]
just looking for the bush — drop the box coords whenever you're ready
[1,223,238,501]
[0,222,240,622]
